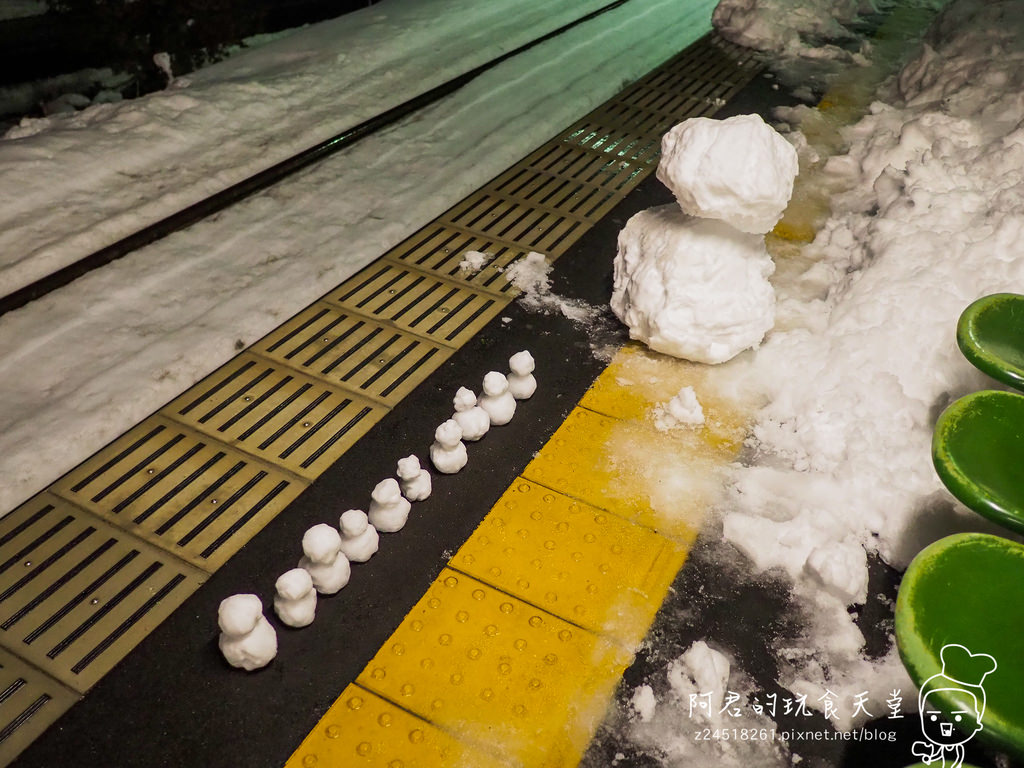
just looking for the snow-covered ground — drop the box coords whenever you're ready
[0,0,668,296]
[0,0,716,516]
[599,0,1024,763]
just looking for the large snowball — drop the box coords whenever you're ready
[656,114,799,234]
[611,205,775,363]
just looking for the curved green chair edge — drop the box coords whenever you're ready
[932,390,1024,537]
[957,293,1024,392]
[895,532,1024,759]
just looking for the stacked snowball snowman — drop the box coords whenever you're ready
[217,352,537,670]
[611,114,798,364]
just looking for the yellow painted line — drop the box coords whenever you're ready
[288,343,751,767]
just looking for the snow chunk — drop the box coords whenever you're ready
[654,385,705,430]
[611,206,776,363]
[630,684,656,722]
[804,540,868,605]
[657,114,799,234]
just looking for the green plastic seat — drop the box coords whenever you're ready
[932,390,1024,536]
[957,293,1024,392]
[896,533,1024,759]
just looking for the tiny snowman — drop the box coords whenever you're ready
[430,419,468,474]
[218,594,277,671]
[452,387,490,441]
[298,523,351,594]
[478,371,516,425]
[273,568,317,628]
[397,455,432,501]
[339,509,379,562]
[368,478,412,533]
[507,351,537,400]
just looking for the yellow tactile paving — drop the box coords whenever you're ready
[285,684,503,768]
[356,568,632,768]
[449,479,686,646]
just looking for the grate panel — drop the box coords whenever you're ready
[163,353,386,480]
[325,264,506,347]
[0,648,77,767]
[253,303,452,406]
[385,225,533,296]
[0,494,204,692]
[441,196,584,257]
[52,418,304,572]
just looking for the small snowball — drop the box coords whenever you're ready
[339,509,379,562]
[657,114,798,234]
[458,250,490,273]
[611,206,775,363]
[654,386,705,430]
[478,371,516,425]
[274,568,317,628]
[218,594,277,671]
[452,388,490,441]
[430,419,468,474]
[368,477,412,532]
[299,524,351,594]
[508,351,537,400]
[397,454,432,500]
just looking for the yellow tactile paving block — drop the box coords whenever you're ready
[450,479,685,647]
[521,407,703,542]
[579,344,748,456]
[356,569,632,768]
[285,684,502,768]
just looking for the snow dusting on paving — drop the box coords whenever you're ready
[0,0,716,516]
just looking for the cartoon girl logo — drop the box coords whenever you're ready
[911,644,997,768]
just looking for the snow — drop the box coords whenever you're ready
[218,594,278,670]
[298,523,351,594]
[478,372,516,426]
[653,386,706,430]
[599,0,1024,756]
[367,478,412,532]
[507,350,537,400]
[611,206,776,363]
[657,114,799,234]
[719,0,1024,732]
[0,0,716,517]
[273,568,318,628]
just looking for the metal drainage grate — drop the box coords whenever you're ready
[53,418,304,572]
[0,648,78,766]
[325,263,505,347]
[253,303,453,406]
[163,353,387,480]
[385,225,534,297]
[0,494,204,692]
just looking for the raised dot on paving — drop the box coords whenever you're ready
[451,479,686,646]
[356,568,630,767]
[285,684,500,768]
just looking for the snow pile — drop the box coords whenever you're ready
[723,0,1024,722]
[657,114,798,234]
[623,642,791,765]
[611,207,776,364]
[654,386,706,430]
[712,0,865,58]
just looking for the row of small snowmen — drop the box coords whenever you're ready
[217,351,538,671]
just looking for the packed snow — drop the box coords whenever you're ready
[218,594,278,670]
[0,0,716,517]
[653,385,706,430]
[612,207,777,363]
[657,114,799,234]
